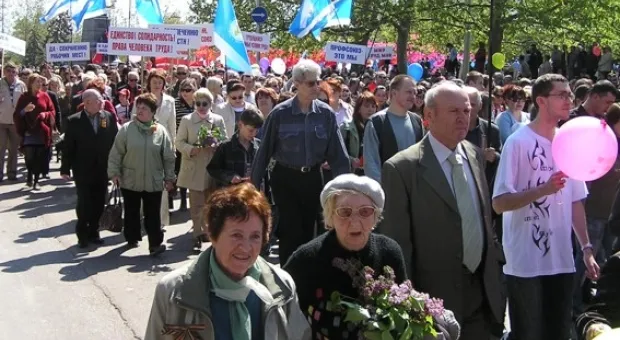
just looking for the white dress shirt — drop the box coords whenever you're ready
[428,133,483,222]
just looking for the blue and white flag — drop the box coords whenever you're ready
[289,0,352,40]
[213,0,251,73]
[135,0,164,25]
[40,0,107,30]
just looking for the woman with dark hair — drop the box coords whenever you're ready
[172,78,198,212]
[133,69,177,221]
[411,85,426,116]
[255,87,278,117]
[495,84,530,143]
[13,74,56,189]
[145,183,310,340]
[108,93,175,256]
[339,91,378,175]
[373,85,388,110]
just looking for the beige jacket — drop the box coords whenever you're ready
[212,101,257,141]
[0,78,27,125]
[175,112,227,191]
[145,248,311,340]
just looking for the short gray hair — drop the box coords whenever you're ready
[82,89,102,101]
[81,71,96,84]
[463,86,481,106]
[194,88,214,103]
[425,81,464,109]
[292,59,321,82]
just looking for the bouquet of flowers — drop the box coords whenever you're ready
[196,125,226,148]
[330,258,445,340]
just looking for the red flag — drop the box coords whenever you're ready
[92,53,104,64]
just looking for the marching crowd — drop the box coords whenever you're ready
[1,51,620,340]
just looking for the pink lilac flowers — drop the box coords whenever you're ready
[329,257,445,340]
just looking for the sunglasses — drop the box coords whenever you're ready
[305,80,320,87]
[195,101,211,107]
[181,88,194,92]
[336,206,376,219]
[177,72,187,76]
[230,96,243,101]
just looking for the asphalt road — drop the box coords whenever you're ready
[0,159,206,339]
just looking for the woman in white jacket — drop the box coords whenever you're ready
[132,69,177,226]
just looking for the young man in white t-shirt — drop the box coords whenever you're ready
[492,73,600,340]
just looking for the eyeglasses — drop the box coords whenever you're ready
[230,96,243,101]
[335,206,376,219]
[547,92,575,101]
[176,72,187,76]
[305,80,320,87]
[195,101,211,107]
[181,88,194,92]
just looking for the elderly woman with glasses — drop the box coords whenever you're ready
[284,174,459,340]
[172,78,198,212]
[176,88,228,250]
[282,174,406,338]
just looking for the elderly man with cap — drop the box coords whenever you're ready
[61,89,118,248]
[251,59,350,265]
[283,174,460,340]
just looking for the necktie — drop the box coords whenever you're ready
[448,152,483,272]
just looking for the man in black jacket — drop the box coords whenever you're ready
[61,89,118,248]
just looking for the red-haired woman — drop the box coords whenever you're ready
[13,74,56,189]
[339,91,378,175]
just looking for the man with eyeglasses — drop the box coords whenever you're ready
[250,59,350,265]
[0,62,27,182]
[115,71,142,106]
[214,80,257,140]
[241,74,256,104]
[169,65,188,98]
[493,74,599,340]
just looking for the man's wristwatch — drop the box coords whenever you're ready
[581,242,594,252]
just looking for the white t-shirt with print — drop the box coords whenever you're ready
[493,125,588,278]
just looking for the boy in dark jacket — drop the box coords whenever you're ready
[207,107,264,187]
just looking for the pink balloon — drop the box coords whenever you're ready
[552,116,618,181]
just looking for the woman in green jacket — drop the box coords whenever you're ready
[339,91,378,176]
[108,93,176,256]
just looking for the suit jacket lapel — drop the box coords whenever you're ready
[419,137,459,213]
[463,141,492,229]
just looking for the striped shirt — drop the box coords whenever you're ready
[174,97,194,129]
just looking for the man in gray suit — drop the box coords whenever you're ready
[381,82,505,339]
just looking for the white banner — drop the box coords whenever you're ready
[0,33,26,56]
[369,46,394,60]
[324,42,368,65]
[108,27,178,57]
[242,32,270,53]
[96,43,108,54]
[149,23,214,49]
[46,42,90,62]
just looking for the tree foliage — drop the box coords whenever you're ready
[10,3,47,66]
[46,12,73,44]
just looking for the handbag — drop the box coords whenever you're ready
[99,184,123,233]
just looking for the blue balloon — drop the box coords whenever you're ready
[407,63,424,81]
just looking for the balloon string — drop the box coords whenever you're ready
[601,120,607,128]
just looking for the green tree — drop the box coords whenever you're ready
[11,3,48,66]
[46,12,73,44]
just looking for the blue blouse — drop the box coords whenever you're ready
[496,110,530,144]
[209,291,263,340]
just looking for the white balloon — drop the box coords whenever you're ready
[271,58,286,75]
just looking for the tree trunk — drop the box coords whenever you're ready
[396,21,411,74]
